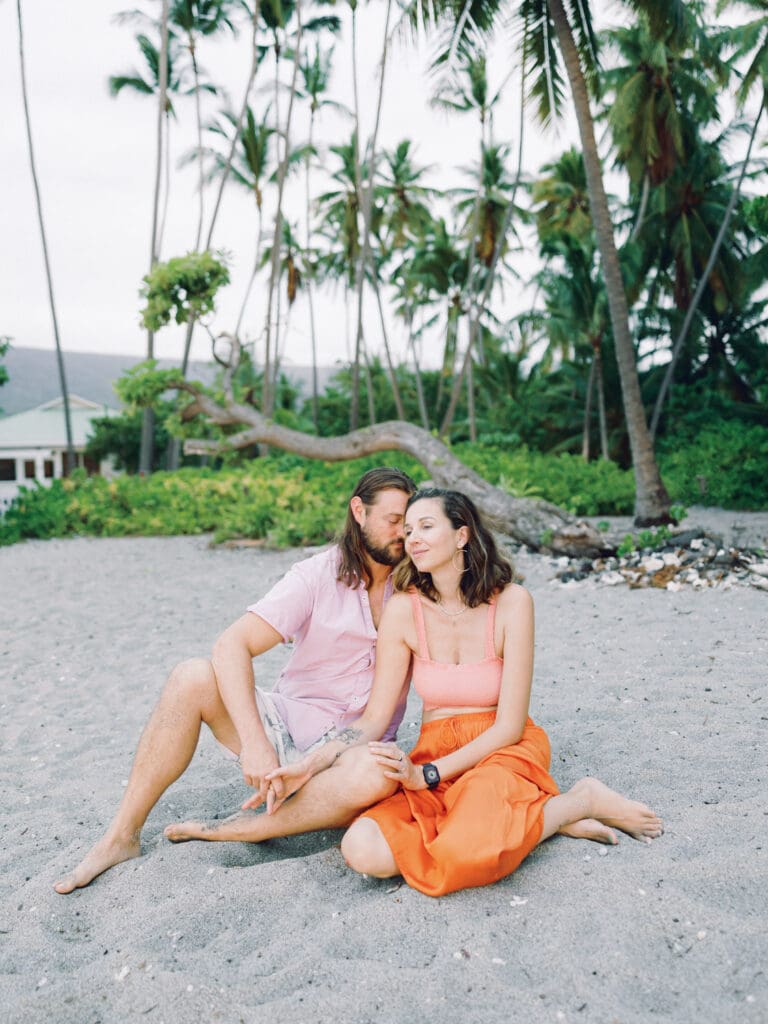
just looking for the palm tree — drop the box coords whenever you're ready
[349,0,395,430]
[16,0,75,473]
[421,0,682,522]
[440,140,520,437]
[109,28,185,259]
[202,105,275,337]
[110,12,173,472]
[431,46,510,438]
[298,41,348,427]
[392,216,467,419]
[170,0,235,247]
[650,0,768,434]
[378,140,436,251]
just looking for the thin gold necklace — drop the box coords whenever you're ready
[436,598,468,617]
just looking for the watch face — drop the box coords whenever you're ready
[423,763,440,788]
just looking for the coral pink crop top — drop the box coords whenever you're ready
[410,591,503,712]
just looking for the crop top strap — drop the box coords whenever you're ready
[485,597,497,659]
[409,589,430,660]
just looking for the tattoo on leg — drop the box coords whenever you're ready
[333,727,363,761]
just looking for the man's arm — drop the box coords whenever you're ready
[264,594,414,811]
[212,612,284,806]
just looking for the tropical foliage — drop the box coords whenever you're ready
[8,0,768,540]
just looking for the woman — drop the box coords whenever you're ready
[269,488,663,897]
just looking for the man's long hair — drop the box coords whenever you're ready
[336,467,417,588]
[394,488,513,606]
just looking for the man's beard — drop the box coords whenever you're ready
[361,525,404,567]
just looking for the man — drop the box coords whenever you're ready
[54,466,417,893]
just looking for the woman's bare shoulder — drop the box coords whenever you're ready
[494,582,533,616]
[381,590,415,623]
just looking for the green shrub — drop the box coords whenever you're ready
[2,427,765,548]
[456,444,636,516]
[658,421,768,509]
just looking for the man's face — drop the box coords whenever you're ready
[358,488,409,566]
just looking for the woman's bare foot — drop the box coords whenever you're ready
[571,777,663,842]
[559,817,618,844]
[54,834,141,894]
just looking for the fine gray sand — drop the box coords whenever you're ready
[1,510,766,1024]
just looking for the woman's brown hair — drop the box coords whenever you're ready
[394,488,513,606]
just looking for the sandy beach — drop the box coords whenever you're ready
[1,510,766,1023]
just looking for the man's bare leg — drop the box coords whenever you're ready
[164,746,398,843]
[542,777,663,844]
[54,658,240,894]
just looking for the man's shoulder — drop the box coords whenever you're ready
[289,544,342,584]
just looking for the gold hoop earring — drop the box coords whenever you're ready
[452,547,469,573]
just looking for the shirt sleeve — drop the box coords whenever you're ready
[247,560,316,643]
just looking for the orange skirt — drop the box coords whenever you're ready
[359,711,559,897]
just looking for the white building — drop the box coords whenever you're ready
[0,394,117,509]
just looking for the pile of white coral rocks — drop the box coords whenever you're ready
[552,533,768,591]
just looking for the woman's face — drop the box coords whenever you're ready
[404,498,469,574]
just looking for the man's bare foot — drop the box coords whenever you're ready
[559,817,618,844]
[54,834,141,894]
[571,777,663,842]
[164,812,253,843]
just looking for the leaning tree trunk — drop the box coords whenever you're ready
[162,375,609,556]
[17,0,76,474]
[549,0,670,525]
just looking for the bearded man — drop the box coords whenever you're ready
[55,467,417,893]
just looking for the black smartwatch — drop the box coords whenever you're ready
[422,763,441,789]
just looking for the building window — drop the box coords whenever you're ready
[24,460,36,479]
[0,459,16,481]
[43,460,54,479]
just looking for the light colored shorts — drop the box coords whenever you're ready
[217,687,339,767]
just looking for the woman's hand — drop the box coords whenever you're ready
[368,741,425,791]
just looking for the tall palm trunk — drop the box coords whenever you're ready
[595,348,609,460]
[235,203,265,341]
[263,10,303,420]
[372,277,405,418]
[350,0,393,429]
[549,0,670,524]
[306,104,320,428]
[205,3,261,247]
[137,0,170,474]
[16,0,75,474]
[582,357,595,460]
[440,69,525,438]
[349,1,363,428]
[174,1,262,469]
[408,311,430,429]
[188,32,205,250]
[630,172,650,243]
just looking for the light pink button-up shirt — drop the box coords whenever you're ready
[248,546,408,751]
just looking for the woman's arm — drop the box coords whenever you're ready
[372,585,535,790]
[264,593,414,807]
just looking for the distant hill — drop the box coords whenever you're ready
[0,348,340,417]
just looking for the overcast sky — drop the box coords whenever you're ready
[5,1,750,378]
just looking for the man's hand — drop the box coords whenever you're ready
[239,743,281,810]
[263,758,315,814]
